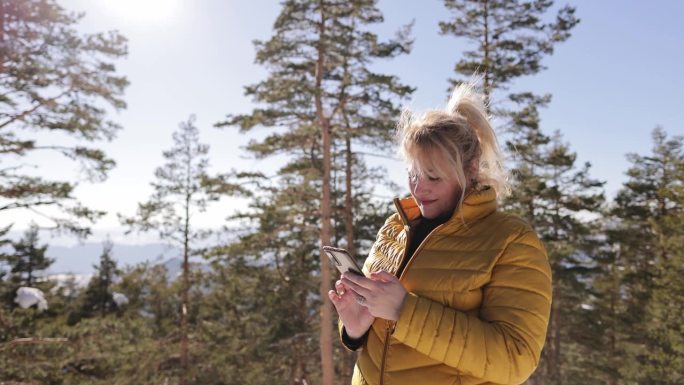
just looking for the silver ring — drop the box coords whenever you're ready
[355,295,366,305]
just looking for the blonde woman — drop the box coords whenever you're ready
[328,80,552,385]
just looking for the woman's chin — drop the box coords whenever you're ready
[420,208,438,219]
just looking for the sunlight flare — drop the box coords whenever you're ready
[102,0,182,22]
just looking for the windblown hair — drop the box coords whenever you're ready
[397,79,510,207]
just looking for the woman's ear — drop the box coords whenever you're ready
[467,157,480,185]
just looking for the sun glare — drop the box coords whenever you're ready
[102,0,182,23]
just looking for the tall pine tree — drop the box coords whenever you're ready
[120,115,211,385]
[504,94,604,384]
[606,128,684,384]
[439,0,578,109]
[217,1,412,383]
[439,2,593,383]
[0,0,128,237]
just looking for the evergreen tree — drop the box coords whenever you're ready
[1,311,169,385]
[221,169,327,385]
[503,95,604,384]
[114,261,177,336]
[203,154,395,383]
[195,248,312,385]
[439,2,590,383]
[2,223,53,293]
[439,0,578,109]
[0,0,128,237]
[605,128,684,384]
[218,2,412,382]
[120,115,211,385]
[0,224,11,281]
[79,240,119,319]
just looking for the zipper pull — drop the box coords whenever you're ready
[385,320,397,335]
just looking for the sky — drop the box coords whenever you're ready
[5,0,684,247]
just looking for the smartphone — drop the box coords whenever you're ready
[322,246,364,276]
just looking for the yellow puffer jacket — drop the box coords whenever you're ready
[343,187,552,385]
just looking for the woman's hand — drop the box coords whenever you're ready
[340,270,407,321]
[328,277,375,338]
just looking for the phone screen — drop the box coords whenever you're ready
[323,246,363,276]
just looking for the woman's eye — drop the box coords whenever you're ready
[428,176,441,182]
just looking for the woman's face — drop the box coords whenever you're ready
[408,171,462,219]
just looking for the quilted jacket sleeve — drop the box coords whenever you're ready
[392,229,552,385]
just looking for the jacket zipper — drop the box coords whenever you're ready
[379,321,392,385]
[379,221,410,385]
[379,203,449,385]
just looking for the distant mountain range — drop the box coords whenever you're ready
[46,256,191,290]
[45,243,181,275]
[4,242,212,290]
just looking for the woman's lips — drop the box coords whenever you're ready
[420,200,436,206]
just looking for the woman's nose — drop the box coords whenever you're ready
[413,178,429,194]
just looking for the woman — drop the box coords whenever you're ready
[328,80,552,385]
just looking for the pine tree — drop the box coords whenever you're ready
[327,5,413,381]
[217,1,412,383]
[80,240,119,318]
[502,94,605,384]
[439,2,591,383]
[203,154,396,383]
[0,224,11,284]
[439,0,578,109]
[0,0,128,237]
[196,243,315,385]
[606,128,684,384]
[114,261,177,337]
[3,223,53,290]
[119,115,211,385]
[225,169,328,384]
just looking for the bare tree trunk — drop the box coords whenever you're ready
[607,246,620,385]
[547,286,561,384]
[179,188,191,385]
[0,0,4,74]
[340,134,356,384]
[315,5,334,385]
[294,281,311,385]
[482,0,492,111]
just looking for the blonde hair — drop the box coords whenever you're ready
[397,79,510,208]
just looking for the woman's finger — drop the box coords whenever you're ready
[328,289,340,303]
[370,270,397,282]
[341,276,372,298]
[342,272,377,291]
[335,280,346,295]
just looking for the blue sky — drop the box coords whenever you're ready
[5,0,683,246]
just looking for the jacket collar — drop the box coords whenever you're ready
[392,186,498,228]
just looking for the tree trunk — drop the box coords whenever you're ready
[27,245,33,286]
[0,0,4,74]
[607,246,620,385]
[341,134,356,384]
[315,5,334,385]
[482,0,492,111]
[180,189,191,385]
[547,286,561,384]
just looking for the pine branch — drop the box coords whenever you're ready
[0,89,71,129]
[0,199,60,211]
[0,337,69,352]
